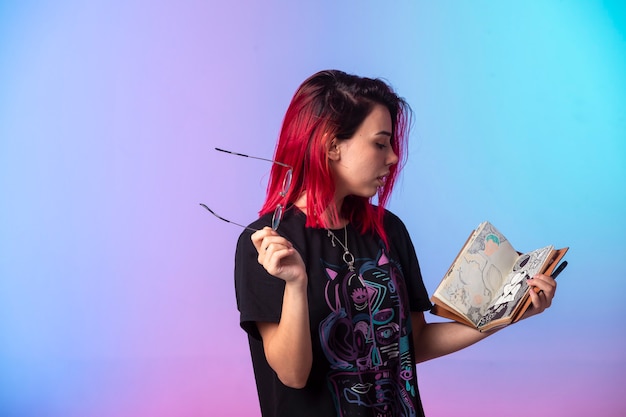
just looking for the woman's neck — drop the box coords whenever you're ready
[293,192,348,229]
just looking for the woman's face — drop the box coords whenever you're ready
[330,104,399,202]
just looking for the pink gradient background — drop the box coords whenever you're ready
[1,1,624,416]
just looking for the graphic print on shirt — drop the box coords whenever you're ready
[319,248,417,417]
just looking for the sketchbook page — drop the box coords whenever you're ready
[509,246,569,325]
[475,245,555,329]
[434,222,520,326]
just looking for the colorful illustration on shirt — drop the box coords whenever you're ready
[319,248,417,417]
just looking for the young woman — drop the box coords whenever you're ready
[233,70,556,417]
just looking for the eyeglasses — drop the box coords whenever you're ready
[200,148,293,231]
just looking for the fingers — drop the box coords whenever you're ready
[250,227,299,279]
[529,274,557,296]
[251,227,293,255]
[258,239,293,264]
[251,227,276,252]
[526,273,557,312]
[527,286,550,312]
[251,227,289,256]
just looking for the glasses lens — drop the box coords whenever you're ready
[272,204,284,230]
[280,169,293,197]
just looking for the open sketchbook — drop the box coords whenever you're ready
[430,221,568,332]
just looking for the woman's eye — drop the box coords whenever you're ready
[376,143,386,149]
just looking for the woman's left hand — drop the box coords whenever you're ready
[521,273,557,319]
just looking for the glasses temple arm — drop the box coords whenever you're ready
[214,147,291,169]
[199,203,258,232]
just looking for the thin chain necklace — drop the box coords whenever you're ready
[326,225,355,271]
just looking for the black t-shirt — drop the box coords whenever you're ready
[235,207,433,417]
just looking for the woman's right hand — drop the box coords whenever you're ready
[251,227,306,284]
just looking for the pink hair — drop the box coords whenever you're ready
[260,70,412,248]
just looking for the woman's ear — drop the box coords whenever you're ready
[328,139,341,161]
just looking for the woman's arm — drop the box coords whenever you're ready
[413,273,557,362]
[411,312,494,363]
[256,279,312,388]
[251,228,312,388]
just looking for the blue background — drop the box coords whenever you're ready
[1,1,624,416]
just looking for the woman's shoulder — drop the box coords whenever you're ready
[379,207,407,229]
[378,207,416,248]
